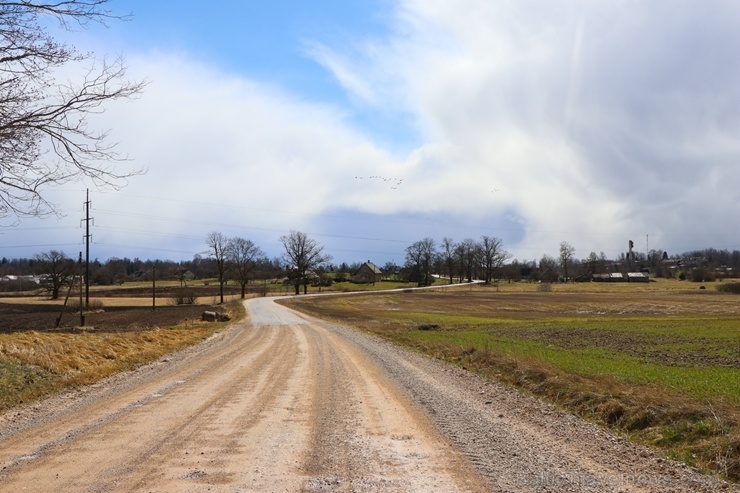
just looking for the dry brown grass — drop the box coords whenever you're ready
[0,300,245,412]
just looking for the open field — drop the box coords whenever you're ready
[280,279,740,481]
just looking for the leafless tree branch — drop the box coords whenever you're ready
[0,0,146,222]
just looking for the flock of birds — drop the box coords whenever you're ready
[354,175,405,190]
[354,175,502,194]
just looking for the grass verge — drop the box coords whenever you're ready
[0,300,245,413]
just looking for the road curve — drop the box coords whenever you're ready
[0,297,735,492]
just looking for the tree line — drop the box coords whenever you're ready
[404,236,511,286]
[0,230,334,300]
[3,232,740,300]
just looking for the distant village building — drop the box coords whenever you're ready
[592,272,649,283]
[0,274,41,284]
[351,261,383,284]
[592,273,624,282]
[626,272,650,283]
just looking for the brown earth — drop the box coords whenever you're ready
[0,302,226,333]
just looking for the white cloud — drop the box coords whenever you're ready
[6,1,739,264]
[306,0,740,258]
[81,52,432,259]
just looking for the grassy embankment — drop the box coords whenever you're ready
[0,297,245,412]
[280,279,740,482]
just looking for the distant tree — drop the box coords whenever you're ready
[539,254,559,282]
[251,257,282,287]
[440,237,456,284]
[586,251,599,275]
[280,230,332,295]
[559,242,575,281]
[0,0,146,221]
[382,261,399,276]
[347,261,362,275]
[35,250,75,299]
[502,259,529,282]
[456,238,479,283]
[206,231,230,303]
[227,237,264,299]
[405,238,436,286]
[480,236,510,284]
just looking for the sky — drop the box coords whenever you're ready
[2,0,740,266]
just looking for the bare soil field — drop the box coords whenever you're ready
[0,302,218,333]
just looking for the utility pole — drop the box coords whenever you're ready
[79,252,85,326]
[82,189,93,311]
[152,261,156,312]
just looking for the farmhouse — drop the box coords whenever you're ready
[351,261,383,284]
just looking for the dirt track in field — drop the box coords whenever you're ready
[0,296,736,492]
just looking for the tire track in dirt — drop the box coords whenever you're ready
[279,300,489,492]
[0,319,316,491]
[0,300,489,492]
[312,315,735,493]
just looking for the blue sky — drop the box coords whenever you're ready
[2,0,740,266]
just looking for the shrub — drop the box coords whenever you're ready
[171,288,196,305]
[70,299,105,312]
[418,324,440,331]
[537,282,553,292]
[716,282,740,294]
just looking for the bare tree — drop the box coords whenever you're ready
[586,251,599,274]
[456,238,479,283]
[34,249,75,299]
[440,237,456,284]
[280,230,332,295]
[480,235,511,284]
[0,1,146,222]
[206,231,230,303]
[559,241,576,281]
[404,238,435,286]
[227,237,264,299]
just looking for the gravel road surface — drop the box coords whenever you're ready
[0,297,736,492]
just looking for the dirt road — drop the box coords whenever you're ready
[0,297,735,492]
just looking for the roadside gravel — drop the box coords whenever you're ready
[302,311,738,493]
